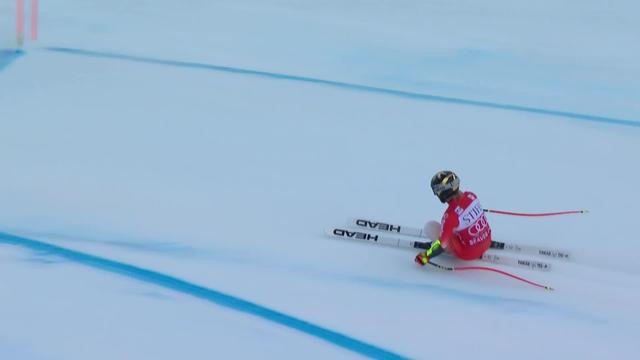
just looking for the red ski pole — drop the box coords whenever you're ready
[484,208,588,217]
[427,261,554,291]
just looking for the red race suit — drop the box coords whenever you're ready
[439,192,492,260]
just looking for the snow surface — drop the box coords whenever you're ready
[0,0,17,50]
[1,1,640,359]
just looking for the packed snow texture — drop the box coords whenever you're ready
[1,1,639,359]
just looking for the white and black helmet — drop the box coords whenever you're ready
[430,170,460,203]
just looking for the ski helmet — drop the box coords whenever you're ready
[430,170,460,203]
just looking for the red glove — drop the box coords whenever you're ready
[415,252,429,266]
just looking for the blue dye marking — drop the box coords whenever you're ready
[44,46,640,129]
[0,49,24,71]
[21,229,204,257]
[0,232,407,360]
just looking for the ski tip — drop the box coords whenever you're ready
[545,286,555,292]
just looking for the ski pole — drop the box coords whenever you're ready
[427,261,554,291]
[484,209,588,217]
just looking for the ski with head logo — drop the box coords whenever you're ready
[327,228,552,272]
[349,218,571,260]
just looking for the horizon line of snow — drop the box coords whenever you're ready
[39,46,640,129]
[0,231,408,360]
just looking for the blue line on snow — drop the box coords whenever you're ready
[0,232,408,360]
[44,46,640,129]
[0,49,24,71]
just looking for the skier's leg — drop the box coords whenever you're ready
[423,220,441,241]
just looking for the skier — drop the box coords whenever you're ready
[415,170,492,266]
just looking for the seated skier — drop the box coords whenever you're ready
[415,170,492,266]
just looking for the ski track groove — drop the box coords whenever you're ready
[0,231,408,360]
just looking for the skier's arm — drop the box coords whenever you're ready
[425,219,454,260]
[415,238,445,265]
[415,213,455,265]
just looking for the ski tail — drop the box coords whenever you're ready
[481,253,551,272]
[490,241,570,260]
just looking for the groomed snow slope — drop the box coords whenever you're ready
[1,1,639,359]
